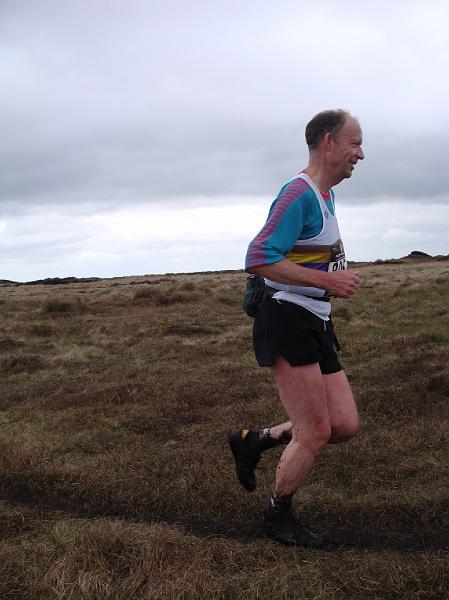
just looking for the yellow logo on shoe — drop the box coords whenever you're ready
[241,429,249,440]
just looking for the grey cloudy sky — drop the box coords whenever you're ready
[1,0,448,281]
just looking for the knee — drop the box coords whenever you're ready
[297,423,332,454]
[330,417,359,443]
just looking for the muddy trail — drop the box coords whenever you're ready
[1,491,447,553]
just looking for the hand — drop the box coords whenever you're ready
[324,270,360,299]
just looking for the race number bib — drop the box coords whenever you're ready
[328,242,347,272]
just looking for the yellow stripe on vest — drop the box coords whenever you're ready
[286,251,331,264]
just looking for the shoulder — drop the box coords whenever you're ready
[279,177,311,199]
[274,178,316,211]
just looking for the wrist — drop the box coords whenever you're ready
[307,269,329,291]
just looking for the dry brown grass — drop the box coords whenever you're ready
[0,262,448,599]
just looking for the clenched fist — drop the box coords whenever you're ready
[324,270,360,299]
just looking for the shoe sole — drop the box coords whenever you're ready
[227,429,257,492]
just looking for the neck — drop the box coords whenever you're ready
[303,152,341,193]
[302,166,334,194]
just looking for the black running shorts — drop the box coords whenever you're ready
[252,298,343,374]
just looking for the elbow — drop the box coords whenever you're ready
[246,265,265,275]
[246,259,284,277]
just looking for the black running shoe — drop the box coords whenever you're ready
[227,429,261,492]
[264,503,323,547]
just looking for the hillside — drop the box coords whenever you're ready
[0,260,448,599]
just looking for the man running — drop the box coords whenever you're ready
[228,109,364,547]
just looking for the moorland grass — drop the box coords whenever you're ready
[0,262,448,599]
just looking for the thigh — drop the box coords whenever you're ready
[271,356,331,441]
[253,299,324,368]
[323,370,359,439]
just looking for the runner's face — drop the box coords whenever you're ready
[330,118,364,181]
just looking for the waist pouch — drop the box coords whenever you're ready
[243,275,330,317]
[243,275,277,317]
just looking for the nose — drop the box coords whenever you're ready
[357,146,364,160]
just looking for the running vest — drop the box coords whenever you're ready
[264,173,347,319]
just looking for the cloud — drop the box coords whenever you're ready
[1,0,449,218]
[0,201,260,280]
[1,198,448,282]
[1,1,448,278]
[338,201,449,261]
[381,228,421,241]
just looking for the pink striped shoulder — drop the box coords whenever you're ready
[245,178,310,268]
[271,177,310,214]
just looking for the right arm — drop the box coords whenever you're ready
[248,260,359,299]
[245,182,359,299]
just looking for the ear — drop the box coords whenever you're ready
[323,132,334,152]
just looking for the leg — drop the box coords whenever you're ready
[228,371,359,492]
[271,369,359,497]
[268,421,293,443]
[271,357,331,498]
[264,356,329,546]
[270,371,359,446]
[324,370,359,443]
